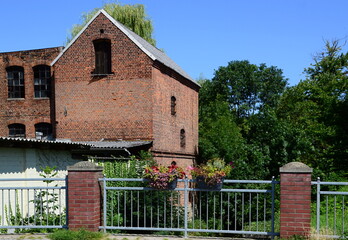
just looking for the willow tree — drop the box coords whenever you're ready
[68,3,156,46]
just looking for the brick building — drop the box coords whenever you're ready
[0,10,199,166]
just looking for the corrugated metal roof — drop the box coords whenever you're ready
[0,136,87,146]
[79,140,152,149]
[51,9,199,87]
[0,137,152,150]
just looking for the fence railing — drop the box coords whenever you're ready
[312,179,348,239]
[0,178,67,231]
[99,177,280,238]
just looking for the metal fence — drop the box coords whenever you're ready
[100,177,280,238]
[0,178,67,232]
[312,179,348,239]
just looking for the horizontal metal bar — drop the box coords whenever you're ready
[0,186,66,190]
[224,179,279,184]
[320,191,348,195]
[187,229,280,236]
[190,188,272,193]
[105,186,272,193]
[100,178,279,185]
[0,225,66,229]
[100,226,185,232]
[312,181,348,186]
[105,186,179,191]
[0,178,66,181]
[99,226,279,236]
[100,178,146,182]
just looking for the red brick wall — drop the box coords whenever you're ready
[67,165,103,231]
[0,48,61,138]
[280,172,312,238]
[151,65,199,168]
[53,14,154,141]
[0,12,200,167]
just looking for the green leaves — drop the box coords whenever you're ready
[199,61,288,179]
[277,40,348,179]
[68,3,156,46]
[199,41,347,181]
[210,60,287,119]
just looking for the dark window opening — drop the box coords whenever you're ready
[93,39,111,75]
[171,96,176,116]
[35,122,53,140]
[7,66,24,98]
[33,65,51,98]
[180,129,186,148]
[8,124,26,138]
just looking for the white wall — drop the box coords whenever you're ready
[0,147,80,226]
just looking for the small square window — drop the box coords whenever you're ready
[35,122,53,140]
[8,124,26,138]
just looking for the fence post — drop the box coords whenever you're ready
[67,161,103,231]
[279,162,312,238]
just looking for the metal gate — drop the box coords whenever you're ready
[0,177,67,231]
[100,178,280,238]
[312,179,348,239]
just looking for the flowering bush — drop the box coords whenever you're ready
[188,158,233,186]
[143,161,185,189]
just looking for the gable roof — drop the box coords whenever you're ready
[51,9,199,87]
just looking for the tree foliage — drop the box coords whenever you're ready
[206,60,287,119]
[198,63,288,179]
[277,40,348,179]
[68,2,156,46]
[199,42,347,181]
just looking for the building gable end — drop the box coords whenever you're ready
[51,9,156,66]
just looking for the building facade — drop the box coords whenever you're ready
[0,10,199,166]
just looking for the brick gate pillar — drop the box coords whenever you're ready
[280,162,312,238]
[67,161,103,231]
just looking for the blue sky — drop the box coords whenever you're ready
[1,0,347,86]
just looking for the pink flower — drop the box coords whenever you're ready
[187,165,195,171]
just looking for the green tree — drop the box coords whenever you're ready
[277,40,348,179]
[68,2,156,46]
[208,60,287,120]
[199,62,288,179]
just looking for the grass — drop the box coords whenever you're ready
[48,229,107,240]
[242,212,280,233]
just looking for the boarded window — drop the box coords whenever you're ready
[7,66,24,98]
[34,65,51,98]
[171,96,176,116]
[35,122,53,140]
[93,39,111,74]
[180,129,186,148]
[8,124,26,138]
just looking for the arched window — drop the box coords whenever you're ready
[180,129,186,148]
[171,96,176,116]
[8,124,26,138]
[93,39,111,75]
[33,65,51,98]
[35,123,53,140]
[7,66,24,98]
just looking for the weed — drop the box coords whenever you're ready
[48,229,105,240]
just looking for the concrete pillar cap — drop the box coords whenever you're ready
[280,161,312,173]
[67,161,103,171]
